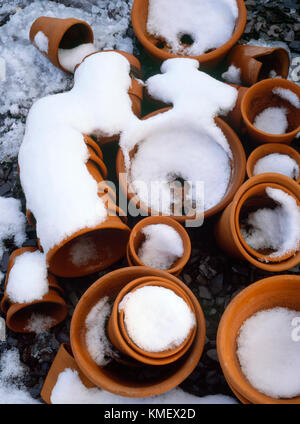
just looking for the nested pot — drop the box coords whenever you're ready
[1,247,68,333]
[131,0,247,68]
[217,274,300,404]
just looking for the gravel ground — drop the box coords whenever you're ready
[0,0,300,403]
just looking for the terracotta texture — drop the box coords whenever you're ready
[217,275,300,404]
[227,44,290,86]
[41,343,95,404]
[127,216,191,275]
[116,108,246,223]
[241,78,300,145]
[70,266,206,397]
[246,143,300,183]
[29,17,94,73]
[131,0,247,68]
[1,247,68,333]
[107,276,197,365]
[215,173,300,271]
[225,84,249,133]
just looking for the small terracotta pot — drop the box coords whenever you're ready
[107,276,196,365]
[41,343,96,404]
[70,266,206,397]
[1,247,68,333]
[247,143,300,183]
[241,78,300,145]
[131,0,247,68]
[127,216,191,275]
[225,84,249,133]
[227,45,290,86]
[215,173,300,271]
[217,274,300,404]
[30,17,94,73]
[116,108,246,222]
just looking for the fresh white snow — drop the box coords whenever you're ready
[6,250,49,304]
[273,87,300,109]
[70,236,100,268]
[253,153,299,180]
[51,368,237,404]
[241,187,300,258]
[34,31,48,53]
[25,313,55,333]
[58,43,97,73]
[147,0,238,56]
[237,307,300,399]
[119,285,196,352]
[0,196,26,260]
[222,64,241,85]
[253,107,288,134]
[138,224,184,270]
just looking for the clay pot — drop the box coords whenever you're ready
[70,266,206,397]
[1,247,68,333]
[107,276,197,365]
[247,143,300,183]
[30,17,94,73]
[241,78,300,145]
[127,216,191,275]
[225,84,249,133]
[41,343,95,404]
[84,135,103,159]
[116,108,246,223]
[215,173,300,271]
[131,0,247,68]
[217,274,300,404]
[227,45,290,86]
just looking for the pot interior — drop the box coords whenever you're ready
[256,49,288,81]
[59,23,92,49]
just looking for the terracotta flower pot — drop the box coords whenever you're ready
[241,78,300,145]
[246,143,300,183]
[131,0,247,68]
[41,343,96,404]
[215,173,300,271]
[126,216,191,275]
[225,84,249,133]
[30,17,94,73]
[217,274,300,404]
[107,276,197,365]
[116,108,246,223]
[1,247,68,333]
[227,44,290,86]
[70,266,206,397]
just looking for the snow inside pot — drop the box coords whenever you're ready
[225,45,290,87]
[215,173,300,271]
[127,216,191,275]
[241,78,300,144]
[217,275,300,404]
[108,276,197,365]
[131,0,247,67]
[30,17,95,73]
[247,143,300,183]
[70,267,206,397]
[1,247,67,333]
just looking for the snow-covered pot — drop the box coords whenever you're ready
[225,84,249,133]
[131,0,247,68]
[30,17,94,73]
[241,78,300,145]
[127,216,191,276]
[107,276,197,365]
[116,108,246,222]
[247,143,300,184]
[1,247,68,333]
[217,275,300,404]
[41,343,96,404]
[227,45,290,87]
[70,267,206,397]
[215,173,300,271]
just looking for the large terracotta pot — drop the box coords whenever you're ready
[131,0,247,68]
[70,266,206,397]
[241,78,300,145]
[116,108,246,223]
[217,275,300,404]
[1,247,68,333]
[127,216,191,275]
[246,143,300,184]
[227,45,290,86]
[30,17,94,73]
[215,173,300,271]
